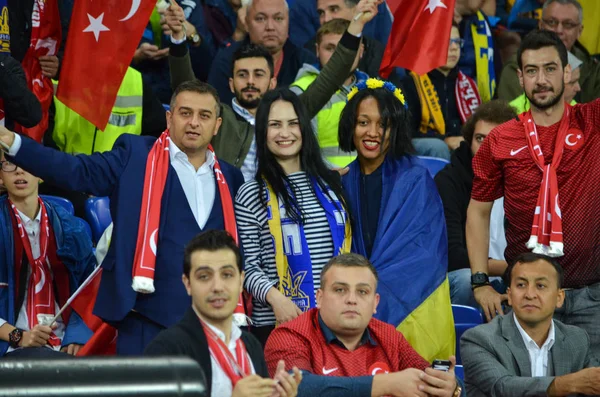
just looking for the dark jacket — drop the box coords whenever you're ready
[402,68,463,139]
[304,35,384,78]
[144,307,269,397]
[434,141,473,272]
[0,54,42,129]
[170,31,361,167]
[207,37,317,105]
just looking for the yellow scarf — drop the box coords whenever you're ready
[410,72,446,135]
[471,11,496,102]
[265,179,352,304]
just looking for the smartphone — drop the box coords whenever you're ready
[432,359,451,372]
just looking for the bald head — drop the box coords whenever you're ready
[246,0,289,54]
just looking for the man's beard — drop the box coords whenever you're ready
[526,83,565,110]
[235,87,262,110]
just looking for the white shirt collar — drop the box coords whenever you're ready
[231,98,256,126]
[203,320,243,348]
[514,312,555,351]
[16,206,41,225]
[168,138,215,170]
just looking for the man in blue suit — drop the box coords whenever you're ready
[0,80,245,355]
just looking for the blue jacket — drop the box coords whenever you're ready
[288,0,392,49]
[8,134,244,328]
[0,197,95,355]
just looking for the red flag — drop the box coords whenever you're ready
[71,269,117,356]
[57,0,155,130]
[380,0,456,77]
[17,0,61,142]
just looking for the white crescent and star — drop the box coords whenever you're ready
[83,0,142,42]
[565,133,582,146]
[424,0,447,14]
[149,228,159,256]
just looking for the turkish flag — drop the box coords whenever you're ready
[380,0,456,77]
[57,0,155,130]
[71,268,117,356]
[17,0,61,142]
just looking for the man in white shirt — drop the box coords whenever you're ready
[145,230,302,397]
[460,252,600,396]
[0,151,96,357]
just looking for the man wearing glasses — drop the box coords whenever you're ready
[498,0,600,103]
[401,21,481,160]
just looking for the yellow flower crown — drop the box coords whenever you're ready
[347,78,407,107]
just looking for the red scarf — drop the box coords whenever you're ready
[523,105,571,257]
[455,71,481,123]
[16,0,61,142]
[201,319,251,386]
[10,199,66,346]
[131,130,239,290]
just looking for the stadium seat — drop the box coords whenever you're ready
[41,195,74,215]
[452,304,483,365]
[417,156,450,177]
[454,364,464,380]
[85,197,112,244]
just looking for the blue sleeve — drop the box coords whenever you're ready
[62,311,93,347]
[297,372,373,397]
[363,3,392,45]
[8,134,130,198]
[288,0,320,47]
[207,46,236,104]
[186,3,218,81]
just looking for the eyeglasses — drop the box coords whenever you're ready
[450,38,465,48]
[0,160,17,172]
[541,18,580,30]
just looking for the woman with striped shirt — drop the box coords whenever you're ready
[234,88,351,346]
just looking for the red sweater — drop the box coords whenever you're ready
[264,308,430,377]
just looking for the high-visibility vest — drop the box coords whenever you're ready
[292,74,356,168]
[52,67,144,154]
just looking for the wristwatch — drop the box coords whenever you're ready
[187,31,201,46]
[8,328,23,348]
[471,272,490,290]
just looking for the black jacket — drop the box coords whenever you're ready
[207,37,317,104]
[400,68,463,139]
[304,35,384,78]
[0,54,42,129]
[434,141,473,272]
[144,308,269,397]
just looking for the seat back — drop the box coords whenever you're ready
[452,305,483,365]
[417,156,450,177]
[85,197,112,244]
[40,195,74,216]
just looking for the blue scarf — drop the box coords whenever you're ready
[266,176,351,312]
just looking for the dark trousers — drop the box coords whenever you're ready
[116,312,165,356]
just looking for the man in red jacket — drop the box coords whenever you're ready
[265,253,462,397]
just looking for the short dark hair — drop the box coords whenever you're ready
[316,18,350,44]
[338,87,414,159]
[232,43,275,79]
[505,252,564,289]
[462,100,516,144]
[170,80,222,117]
[320,253,379,287]
[183,230,242,277]
[517,29,569,71]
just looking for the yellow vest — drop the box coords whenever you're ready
[52,67,144,154]
[292,74,356,168]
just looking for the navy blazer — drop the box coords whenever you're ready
[9,134,244,327]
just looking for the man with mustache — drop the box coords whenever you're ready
[467,29,600,358]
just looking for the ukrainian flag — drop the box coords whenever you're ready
[343,156,455,362]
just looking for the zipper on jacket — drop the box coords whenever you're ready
[234,124,251,167]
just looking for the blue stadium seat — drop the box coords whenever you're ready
[417,156,450,177]
[454,364,464,380]
[85,197,112,244]
[452,305,483,365]
[41,195,74,215]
